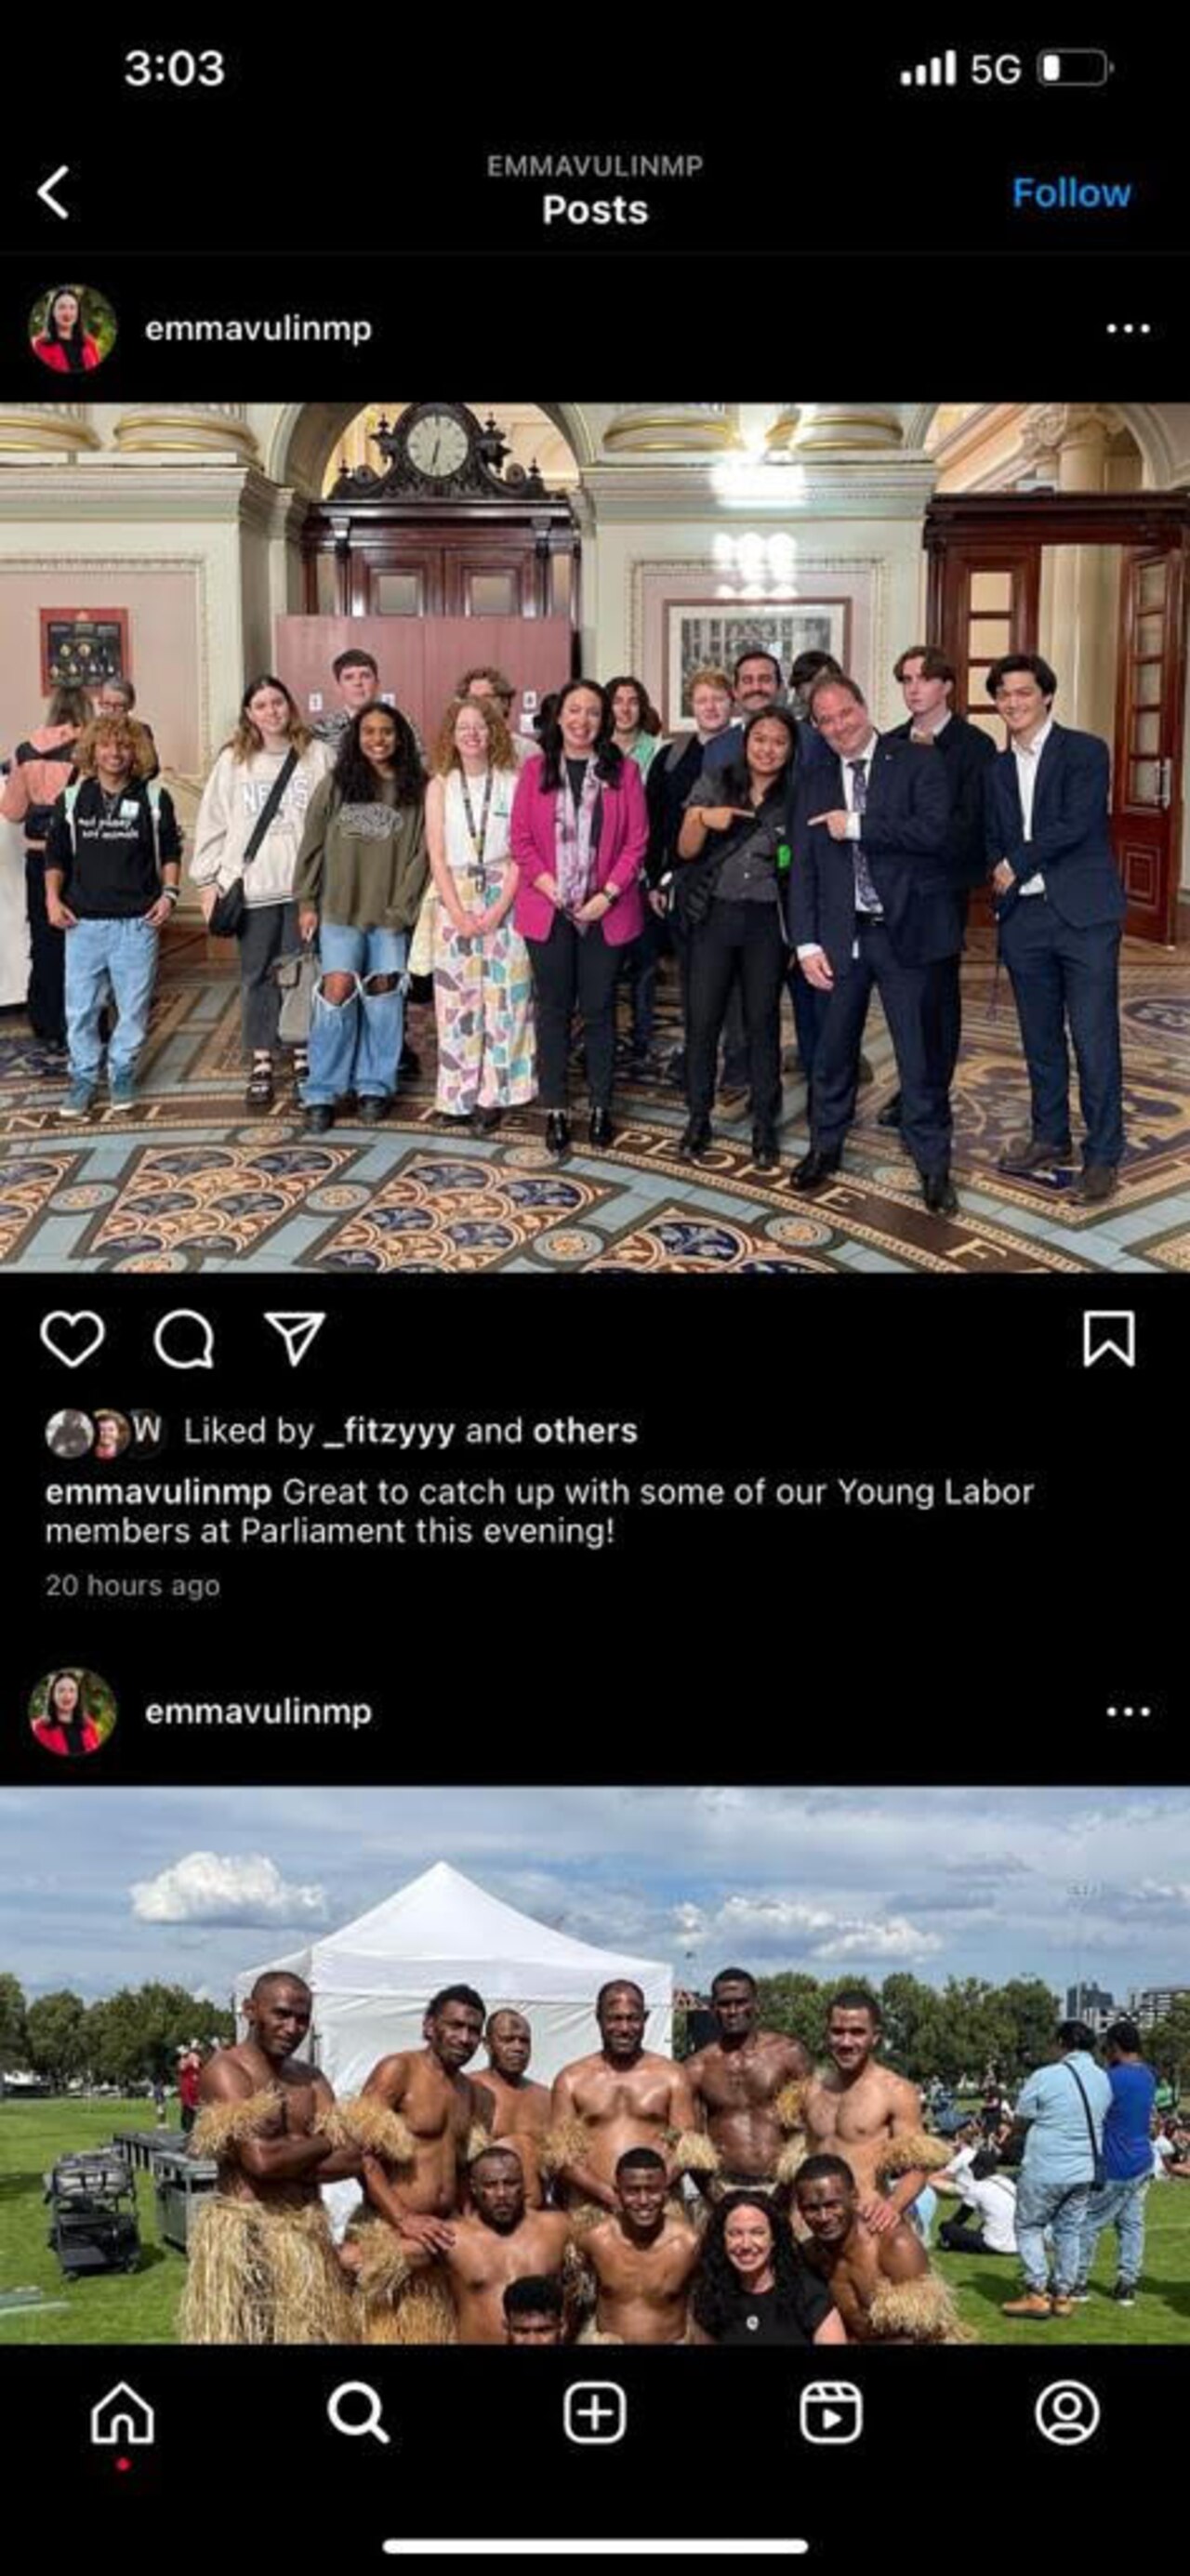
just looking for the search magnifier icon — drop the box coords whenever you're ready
[327,2382,390,2445]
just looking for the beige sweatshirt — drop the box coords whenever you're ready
[189,741,332,909]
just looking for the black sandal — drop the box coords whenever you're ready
[245,1062,274,1110]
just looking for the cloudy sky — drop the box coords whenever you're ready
[2,1785,1186,2010]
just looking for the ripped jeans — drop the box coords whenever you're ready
[302,922,407,1104]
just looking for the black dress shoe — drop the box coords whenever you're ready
[921,1169,959,1216]
[791,1148,840,1193]
[358,1097,385,1127]
[303,1104,334,1135]
[750,1129,780,1172]
[588,1107,615,1148]
[877,1091,904,1129]
[545,1111,571,1158]
[679,1118,711,1161]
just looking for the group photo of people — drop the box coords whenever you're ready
[2,1789,1186,2350]
[1,390,1186,1276]
[1,643,1131,1221]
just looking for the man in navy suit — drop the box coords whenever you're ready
[880,645,997,1132]
[788,676,959,1215]
[985,654,1126,1204]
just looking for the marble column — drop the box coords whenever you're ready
[602,403,737,454]
[787,404,905,455]
[0,403,99,457]
[112,403,259,461]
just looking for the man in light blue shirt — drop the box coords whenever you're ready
[1002,2019,1113,2318]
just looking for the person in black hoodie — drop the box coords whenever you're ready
[44,715,181,1116]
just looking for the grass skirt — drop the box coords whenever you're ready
[179,2195,357,2345]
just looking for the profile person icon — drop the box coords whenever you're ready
[30,1669,109,1760]
[92,1409,131,1461]
[46,1408,95,1460]
[31,285,105,376]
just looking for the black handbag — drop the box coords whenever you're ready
[206,749,298,938]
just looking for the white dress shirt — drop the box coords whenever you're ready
[797,727,879,959]
[1012,715,1053,895]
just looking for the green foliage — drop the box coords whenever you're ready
[0,1973,28,2070]
[1144,1997,1190,2091]
[24,1991,89,2087]
[85,1985,233,2088]
[739,1970,1063,2087]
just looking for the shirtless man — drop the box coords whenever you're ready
[684,1966,812,2198]
[795,2154,968,2344]
[582,2148,701,2344]
[179,1972,360,2343]
[403,2146,571,2345]
[479,2010,551,2208]
[549,1981,699,2214]
[504,2273,565,2344]
[800,1989,947,2234]
[355,1983,494,2252]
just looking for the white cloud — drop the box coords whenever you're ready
[685,1894,942,1963]
[130,1851,328,1927]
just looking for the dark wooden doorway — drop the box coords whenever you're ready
[926,493,1190,942]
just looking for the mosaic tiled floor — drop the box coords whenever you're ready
[1,930,1186,1275]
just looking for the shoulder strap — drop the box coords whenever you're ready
[243,748,298,870]
[145,775,162,865]
[1064,2061,1101,2157]
[63,779,82,853]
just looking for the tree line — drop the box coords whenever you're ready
[0,1974,234,2090]
[3,1966,1187,2096]
[679,1972,1190,2092]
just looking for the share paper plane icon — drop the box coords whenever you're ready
[264,1312,327,1367]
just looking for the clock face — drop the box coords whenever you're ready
[405,410,469,480]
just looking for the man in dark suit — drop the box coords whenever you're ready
[985,654,1126,1204]
[879,645,997,1132]
[788,676,959,1215]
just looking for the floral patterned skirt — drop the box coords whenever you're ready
[432,887,536,1113]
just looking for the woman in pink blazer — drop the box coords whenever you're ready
[510,679,647,1156]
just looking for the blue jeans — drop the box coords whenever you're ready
[303,923,406,1104]
[1077,2173,1149,2290]
[1014,2171,1093,2296]
[65,913,160,1087]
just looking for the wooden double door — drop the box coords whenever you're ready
[926,494,1190,942]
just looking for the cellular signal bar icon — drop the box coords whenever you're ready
[900,51,958,87]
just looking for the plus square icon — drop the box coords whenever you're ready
[564,2382,627,2445]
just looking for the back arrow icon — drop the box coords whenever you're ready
[38,165,72,220]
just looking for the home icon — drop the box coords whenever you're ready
[90,2383,155,2447]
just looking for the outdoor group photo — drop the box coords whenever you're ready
[1,1786,1186,2350]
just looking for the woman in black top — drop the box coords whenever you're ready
[691,2192,847,2346]
[676,706,799,1170]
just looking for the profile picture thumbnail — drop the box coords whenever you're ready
[93,1408,132,1460]
[45,1408,95,1460]
[29,1668,117,1761]
[29,283,117,376]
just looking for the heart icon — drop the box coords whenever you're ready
[40,1310,107,1369]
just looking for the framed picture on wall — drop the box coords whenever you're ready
[664,600,849,730]
[40,609,129,695]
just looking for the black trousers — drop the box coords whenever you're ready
[938,2216,992,2253]
[26,845,66,1043]
[526,913,621,1111]
[999,896,1125,1168]
[686,900,784,1129]
[239,901,301,1056]
[812,918,953,1176]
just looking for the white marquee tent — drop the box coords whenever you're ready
[234,1859,672,2096]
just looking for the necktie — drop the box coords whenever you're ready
[848,759,881,913]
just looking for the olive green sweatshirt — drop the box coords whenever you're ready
[293,773,428,931]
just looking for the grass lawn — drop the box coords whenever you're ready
[3,2098,1188,2346]
[934,2177,1190,2343]
[0,2098,185,2345]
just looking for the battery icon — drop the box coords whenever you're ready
[1038,48,1113,86]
